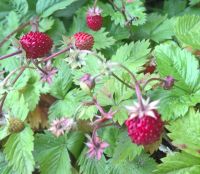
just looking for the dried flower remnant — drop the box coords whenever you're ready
[163,76,175,90]
[40,61,57,84]
[49,117,74,137]
[86,135,109,160]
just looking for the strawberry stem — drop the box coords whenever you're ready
[0,50,22,60]
[93,0,98,10]
[112,72,134,89]
[142,77,164,90]
[31,59,48,75]
[39,46,71,63]
[30,17,39,32]
[0,21,30,48]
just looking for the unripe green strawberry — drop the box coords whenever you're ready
[8,118,25,133]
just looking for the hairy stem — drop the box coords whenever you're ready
[93,0,98,9]
[39,47,71,63]
[31,60,48,75]
[143,77,164,90]
[0,50,22,60]
[112,72,134,89]
[0,21,30,48]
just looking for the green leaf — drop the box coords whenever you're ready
[150,87,200,120]
[10,0,29,17]
[154,152,200,174]
[17,70,42,111]
[36,0,79,17]
[109,153,156,174]
[163,0,187,17]
[134,13,174,42]
[189,0,200,6]
[112,40,151,71]
[50,63,72,99]
[78,148,107,174]
[35,133,71,174]
[155,44,200,92]
[48,89,86,120]
[5,91,29,121]
[39,17,55,32]
[66,132,85,159]
[167,109,200,157]
[174,15,200,49]
[0,152,18,174]
[111,0,146,26]
[4,127,35,174]
[112,131,143,163]
[90,28,115,50]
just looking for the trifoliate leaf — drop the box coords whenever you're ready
[154,152,200,174]
[4,126,34,174]
[78,148,107,174]
[35,133,71,174]
[175,15,200,49]
[167,109,200,158]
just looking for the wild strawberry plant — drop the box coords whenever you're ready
[0,0,200,174]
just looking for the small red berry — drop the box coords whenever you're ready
[125,98,164,145]
[144,59,156,74]
[20,31,53,59]
[86,7,103,31]
[74,32,94,50]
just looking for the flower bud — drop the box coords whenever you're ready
[80,73,95,91]
[163,76,175,90]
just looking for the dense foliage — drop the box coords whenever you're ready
[0,0,200,174]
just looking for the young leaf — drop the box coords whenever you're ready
[35,133,71,174]
[167,109,200,158]
[154,152,200,174]
[4,127,35,174]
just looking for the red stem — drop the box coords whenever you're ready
[0,50,22,60]
[39,47,71,63]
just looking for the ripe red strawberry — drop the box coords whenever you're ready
[125,98,164,145]
[144,59,156,74]
[20,31,53,59]
[86,7,103,31]
[74,32,94,50]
